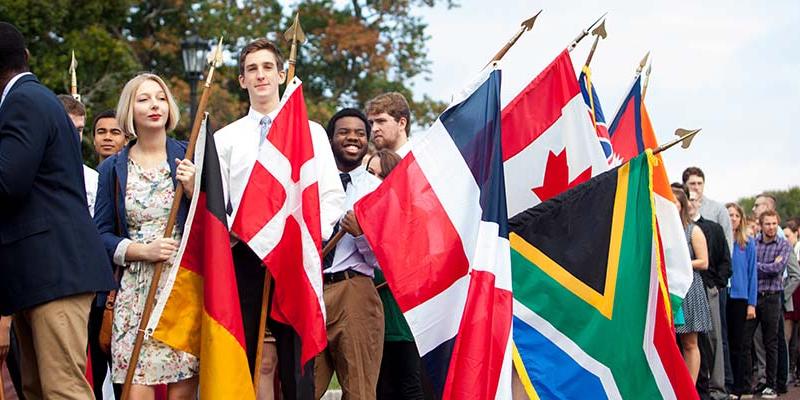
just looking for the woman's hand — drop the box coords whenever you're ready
[175,158,196,198]
[141,238,179,263]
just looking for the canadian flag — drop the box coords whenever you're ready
[230,79,327,365]
[502,50,609,217]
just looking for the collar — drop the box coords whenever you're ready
[247,106,280,124]
[758,233,781,245]
[338,165,368,179]
[1,72,33,107]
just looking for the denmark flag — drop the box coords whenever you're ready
[230,79,327,366]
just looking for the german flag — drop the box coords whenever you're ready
[149,119,255,398]
[510,151,696,399]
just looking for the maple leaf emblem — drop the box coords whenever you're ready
[532,149,593,202]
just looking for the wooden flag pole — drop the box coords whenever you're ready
[252,14,307,397]
[568,13,607,52]
[120,37,225,400]
[484,10,541,68]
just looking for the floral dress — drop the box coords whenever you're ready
[111,159,198,385]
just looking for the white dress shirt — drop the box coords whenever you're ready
[324,166,381,277]
[83,164,99,217]
[215,107,345,241]
[0,72,32,109]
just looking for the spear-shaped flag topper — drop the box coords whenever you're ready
[485,10,542,67]
[642,61,653,99]
[583,18,607,67]
[284,12,306,83]
[568,12,607,52]
[653,128,701,155]
[637,50,651,75]
[69,50,80,101]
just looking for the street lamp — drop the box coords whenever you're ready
[181,34,209,127]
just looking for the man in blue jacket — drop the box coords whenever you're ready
[0,22,116,399]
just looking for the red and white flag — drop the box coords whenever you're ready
[230,79,327,365]
[502,50,609,217]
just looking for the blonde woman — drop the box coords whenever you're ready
[94,73,198,399]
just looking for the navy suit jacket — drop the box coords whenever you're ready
[94,137,190,266]
[0,74,116,315]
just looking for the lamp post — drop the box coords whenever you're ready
[181,34,210,127]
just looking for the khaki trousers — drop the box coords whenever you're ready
[315,275,384,400]
[14,292,94,400]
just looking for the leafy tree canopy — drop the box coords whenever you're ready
[1,0,456,165]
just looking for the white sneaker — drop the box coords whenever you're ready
[760,387,778,399]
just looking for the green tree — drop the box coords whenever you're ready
[1,0,456,164]
[737,187,800,223]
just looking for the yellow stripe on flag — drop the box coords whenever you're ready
[153,267,203,355]
[200,312,256,399]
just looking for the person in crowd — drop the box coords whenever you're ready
[0,21,116,399]
[725,203,758,398]
[58,94,100,216]
[672,186,711,384]
[314,108,384,399]
[366,148,433,399]
[686,190,731,399]
[93,72,198,399]
[366,92,413,156]
[746,210,793,398]
[214,38,344,399]
[93,109,128,164]
[784,220,800,385]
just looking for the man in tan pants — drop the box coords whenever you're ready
[315,109,385,399]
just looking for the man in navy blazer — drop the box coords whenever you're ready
[0,22,116,399]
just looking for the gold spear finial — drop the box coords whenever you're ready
[642,62,653,99]
[584,19,607,67]
[204,36,225,87]
[284,11,307,84]
[569,12,607,52]
[636,50,650,74]
[485,10,542,67]
[653,128,702,154]
[69,50,80,101]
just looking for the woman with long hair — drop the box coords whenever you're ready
[94,73,198,399]
[672,186,711,384]
[725,202,758,397]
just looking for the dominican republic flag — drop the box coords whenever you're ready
[578,65,618,166]
[502,50,609,217]
[354,64,513,399]
[230,79,327,366]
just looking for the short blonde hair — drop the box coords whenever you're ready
[116,73,180,138]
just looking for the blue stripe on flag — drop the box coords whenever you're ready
[439,70,508,238]
[421,336,457,397]
[608,76,644,154]
[513,316,609,400]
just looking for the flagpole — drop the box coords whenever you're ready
[484,10,541,67]
[568,13,607,52]
[120,37,224,400]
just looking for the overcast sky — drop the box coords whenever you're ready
[408,0,799,203]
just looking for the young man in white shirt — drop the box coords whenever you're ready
[214,38,344,399]
[366,92,413,157]
[58,94,99,216]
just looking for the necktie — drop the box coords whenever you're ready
[259,115,272,146]
[339,173,351,190]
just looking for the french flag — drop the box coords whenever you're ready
[354,65,513,399]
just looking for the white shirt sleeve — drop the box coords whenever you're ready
[113,238,133,266]
[309,121,345,241]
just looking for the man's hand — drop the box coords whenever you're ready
[746,305,756,320]
[0,316,11,363]
[776,255,783,263]
[340,211,363,237]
